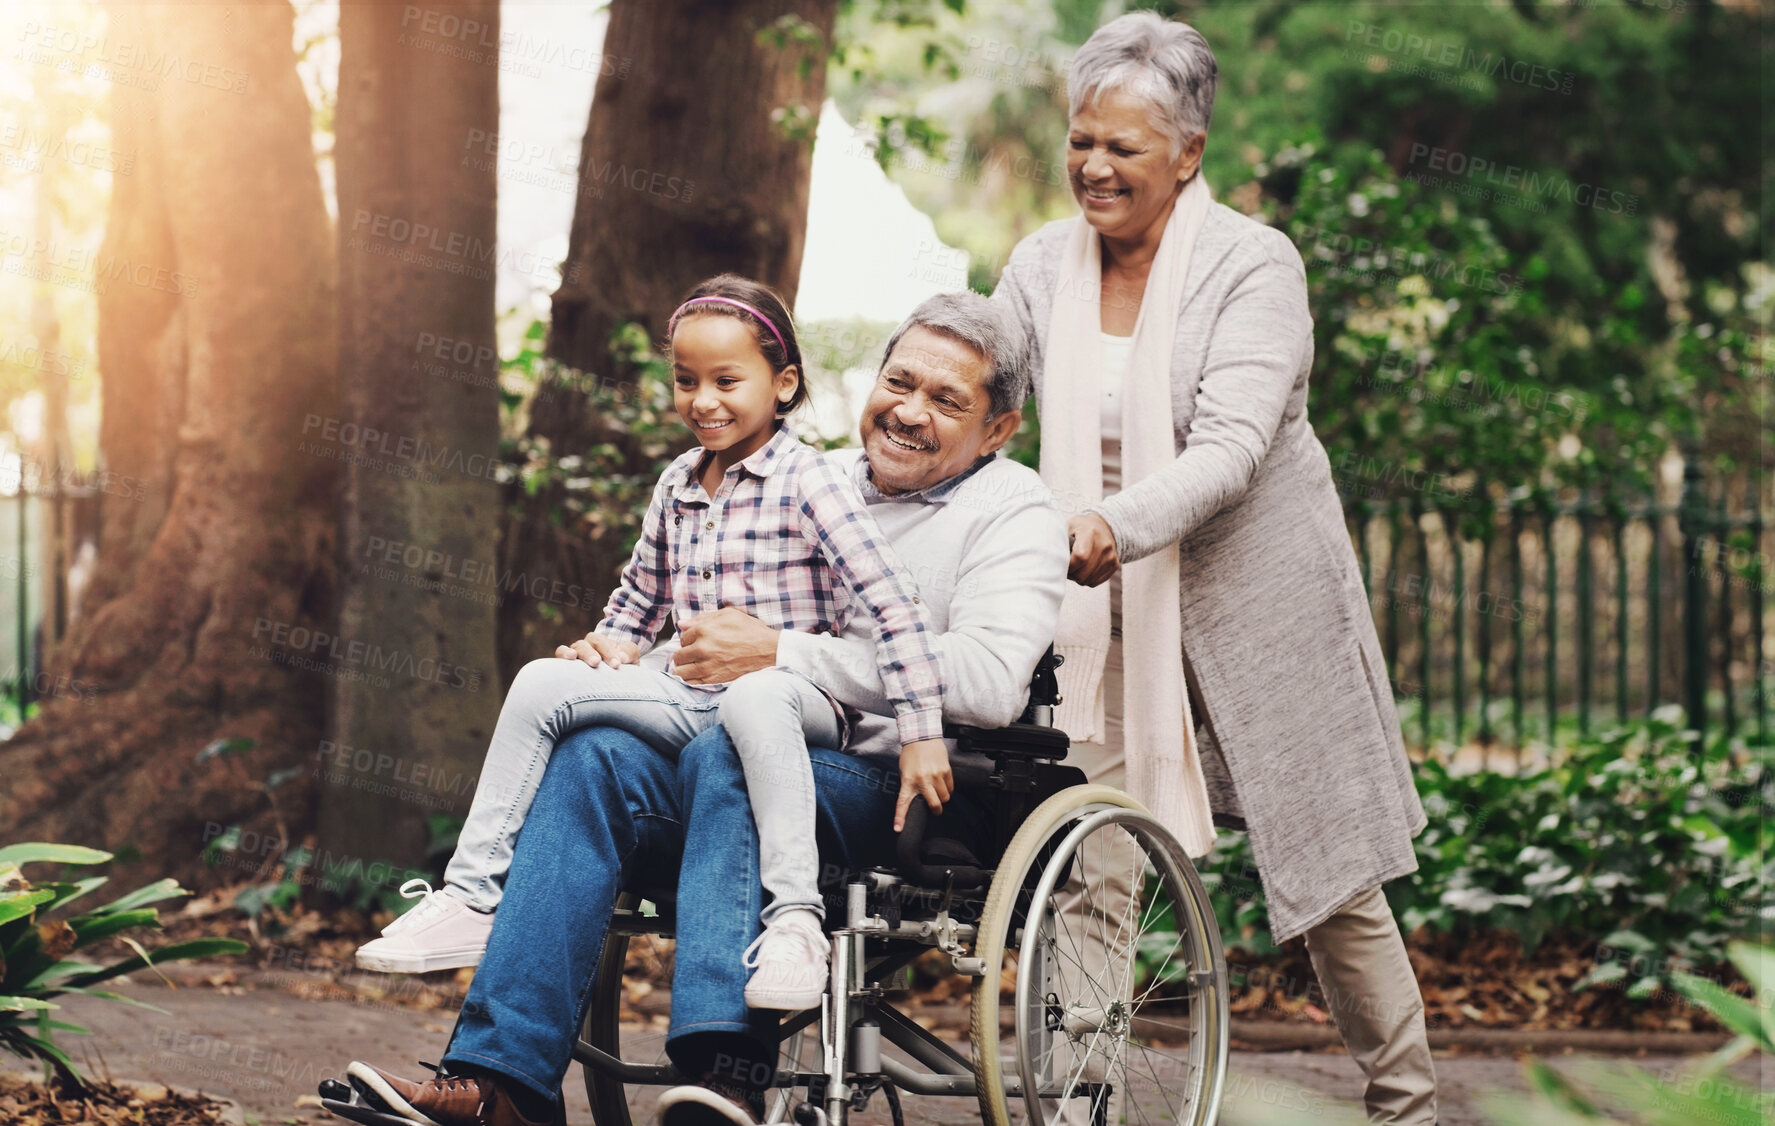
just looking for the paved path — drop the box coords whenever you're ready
[50,979,1762,1126]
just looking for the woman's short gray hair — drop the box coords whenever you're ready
[1068,11,1218,156]
[880,292,1031,421]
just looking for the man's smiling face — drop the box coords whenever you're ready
[859,325,1019,495]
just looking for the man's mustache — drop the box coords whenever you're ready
[873,414,937,451]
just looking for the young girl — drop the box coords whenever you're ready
[356,275,949,1010]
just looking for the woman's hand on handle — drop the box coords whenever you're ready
[1067,513,1121,587]
[556,632,640,668]
[894,739,954,832]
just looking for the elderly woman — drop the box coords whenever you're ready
[993,12,1436,1126]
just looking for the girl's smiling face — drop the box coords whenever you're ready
[670,313,800,467]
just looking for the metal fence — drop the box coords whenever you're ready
[0,491,45,716]
[1345,462,1769,761]
[0,455,1764,759]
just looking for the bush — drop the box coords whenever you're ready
[0,842,247,1084]
[1194,712,1770,989]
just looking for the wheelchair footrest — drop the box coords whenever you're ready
[320,1098,418,1126]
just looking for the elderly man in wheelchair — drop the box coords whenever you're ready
[318,293,1229,1126]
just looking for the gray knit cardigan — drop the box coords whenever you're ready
[994,203,1427,942]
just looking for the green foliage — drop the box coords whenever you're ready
[834,0,1766,493]
[0,843,246,1085]
[502,321,687,560]
[1191,715,1770,982]
[1481,942,1774,1126]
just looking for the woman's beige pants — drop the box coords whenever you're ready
[1054,602,1438,1125]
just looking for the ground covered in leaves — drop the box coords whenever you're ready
[122,881,1740,1036]
[0,1074,232,1125]
[1226,931,1735,1033]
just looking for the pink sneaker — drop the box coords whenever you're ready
[356,881,493,973]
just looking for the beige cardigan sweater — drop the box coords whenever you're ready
[993,204,1426,942]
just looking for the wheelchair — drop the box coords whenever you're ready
[576,651,1229,1126]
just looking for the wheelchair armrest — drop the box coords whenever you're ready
[947,721,1069,763]
[895,799,992,893]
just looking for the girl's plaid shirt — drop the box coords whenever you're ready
[597,425,943,744]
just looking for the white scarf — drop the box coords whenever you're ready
[1038,174,1217,858]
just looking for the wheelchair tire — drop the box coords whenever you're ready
[577,894,814,1126]
[580,893,661,1126]
[969,785,1229,1126]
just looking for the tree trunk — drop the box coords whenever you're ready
[499,0,836,679]
[0,2,338,883]
[327,0,502,872]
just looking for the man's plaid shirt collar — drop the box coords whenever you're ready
[660,422,801,500]
[852,450,998,506]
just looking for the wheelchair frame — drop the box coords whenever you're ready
[575,652,1231,1126]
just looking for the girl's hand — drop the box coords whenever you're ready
[895,739,954,832]
[1067,513,1120,587]
[556,632,641,668]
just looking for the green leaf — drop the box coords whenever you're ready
[13,1029,81,1083]
[1523,1059,1602,1116]
[88,878,187,916]
[1671,970,1772,1053]
[1626,976,1663,1000]
[23,960,101,990]
[49,985,165,1013]
[1568,1057,1769,1126]
[195,737,256,762]
[59,937,247,989]
[1572,961,1627,991]
[70,909,162,947]
[36,877,108,915]
[1727,941,1772,1000]
[0,844,112,868]
[0,995,56,1012]
[0,889,54,927]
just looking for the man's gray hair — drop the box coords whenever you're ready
[880,292,1031,420]
[1067,11,1218,157]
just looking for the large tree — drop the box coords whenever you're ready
[499,0,839,677]
[0,2,338,880]
[327,0,503,871]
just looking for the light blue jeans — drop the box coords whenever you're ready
[443,658,840,921]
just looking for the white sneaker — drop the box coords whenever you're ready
[377,878,447,936]
[356,881,493,973]
[742,910,828,1011]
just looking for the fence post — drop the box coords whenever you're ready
[1386,502,1403,692]
[1612,504,1628,725]
[1648,502,1663,717]
[1751,476,1768,743]
[1448,509,1466,749]
[1415,498,1431,751]
[1476,517,1495,752]
[15,485,28,713]
[1510,504,1525,762]
[1544,503,1558,746]
[1716,492,1735,738]
[1680,457,1708,743]
[1577,499,1594,737]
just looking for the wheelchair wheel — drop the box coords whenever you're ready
[578,893,815,1126]
[970,785,1228,1126]
[581,893,675,1126]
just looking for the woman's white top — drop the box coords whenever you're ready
[1100,330,1134,493]
[1100,331,1135,639]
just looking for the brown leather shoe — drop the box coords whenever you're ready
[346,1062,563,1126]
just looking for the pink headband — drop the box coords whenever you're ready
[668,296,790,356]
